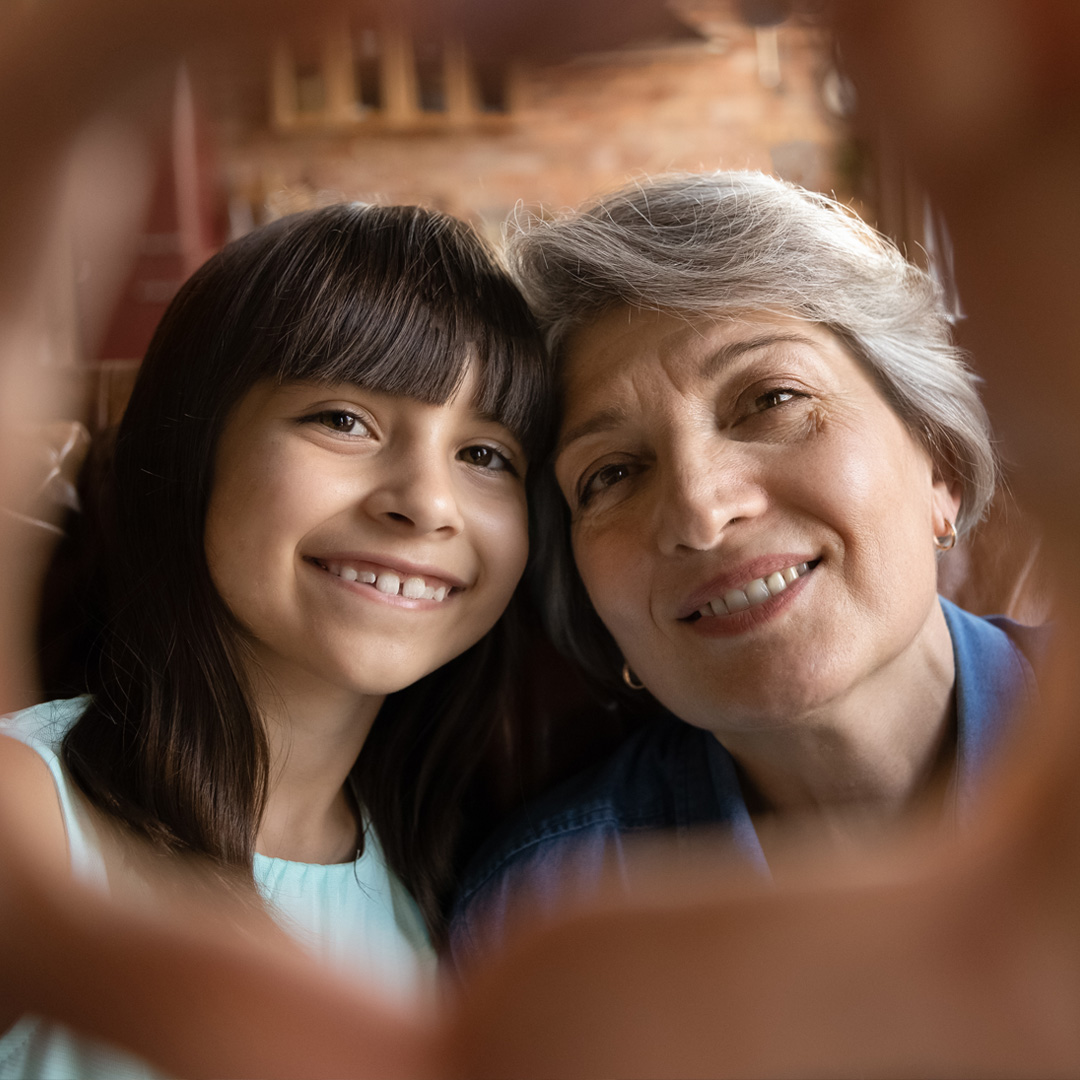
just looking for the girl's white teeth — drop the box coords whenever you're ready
[323,562,449,601]
[401,576,426,600]
[376,572,401,595]
[696,561,812,618]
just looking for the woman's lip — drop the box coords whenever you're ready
[677,554,819,620]
[303,554,467,591]
[685,573,809,638]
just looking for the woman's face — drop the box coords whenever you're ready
[204,368,529,702]
[555,308,961,734]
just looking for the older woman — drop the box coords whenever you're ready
[449,171,1048,961]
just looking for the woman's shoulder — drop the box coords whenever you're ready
[469,713,714,867]
[941,598,1050,794]
[940,597,1050,689]
[449,714,728,962]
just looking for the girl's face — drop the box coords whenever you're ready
[204,368,529,703]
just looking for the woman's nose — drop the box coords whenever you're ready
[363,453,465,536]
[655,446,767,554]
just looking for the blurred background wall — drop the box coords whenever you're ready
[49,0,867,429]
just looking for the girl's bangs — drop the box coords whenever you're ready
[231,205,548,457]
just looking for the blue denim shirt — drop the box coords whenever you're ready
[450,599,1046,964]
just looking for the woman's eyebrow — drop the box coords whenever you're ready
[701,333,819,379]
[556,405,632,459]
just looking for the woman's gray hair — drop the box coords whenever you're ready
[507,170,995,535]
[507,172,997,691]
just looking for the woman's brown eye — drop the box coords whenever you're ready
[580,462,632,505]
[757,389,798,410]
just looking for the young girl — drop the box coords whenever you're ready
[0,201,549,1078]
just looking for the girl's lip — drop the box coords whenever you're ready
[303,553,467,592]
[677,553,819,620]
[306,558,460,606]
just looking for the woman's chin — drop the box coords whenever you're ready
[647,668,851,738]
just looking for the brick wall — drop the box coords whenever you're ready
[80,2,844,427]
[209,2,844,240]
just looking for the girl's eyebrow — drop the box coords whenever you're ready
[468,406,521,440]
[467,406,527,452]
[470,406,505,425]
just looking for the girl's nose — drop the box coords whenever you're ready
[364,454,465,536]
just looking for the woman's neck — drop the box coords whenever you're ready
[719,602,958,829]
[248,669,385,865]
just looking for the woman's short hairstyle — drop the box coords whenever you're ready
[62,203,551,944]
[506,171,996,689]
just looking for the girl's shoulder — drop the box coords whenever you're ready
[0,697,100,883]
[0,696,92,757]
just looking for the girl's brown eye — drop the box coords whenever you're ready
[326,411,357,432]
[458,444,516,474]
[300,409,372,436]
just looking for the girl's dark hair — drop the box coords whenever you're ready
[61,203,551,946]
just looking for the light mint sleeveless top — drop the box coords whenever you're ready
[0,698,436,1080]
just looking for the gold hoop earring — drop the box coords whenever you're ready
[933,519,957,551]
[622,662,645,690]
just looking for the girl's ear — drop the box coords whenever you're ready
[931,474,964,537]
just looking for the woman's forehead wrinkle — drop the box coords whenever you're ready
[557,317,833,459]
[699,332,822,379]
[556,404,632,458]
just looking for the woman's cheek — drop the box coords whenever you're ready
[573,521,646,634]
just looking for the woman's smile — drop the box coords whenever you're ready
[678,555,819,620]
[678,556,820,636]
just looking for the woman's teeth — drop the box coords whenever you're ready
[696,561,812,618]
[323,561,449,602]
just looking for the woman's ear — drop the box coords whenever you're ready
[931,475,964,536]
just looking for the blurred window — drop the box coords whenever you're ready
[415,35,446,113]
[354,28,382,111]
[474,61,509,114]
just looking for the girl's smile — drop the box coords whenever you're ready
[304,555,467,605]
